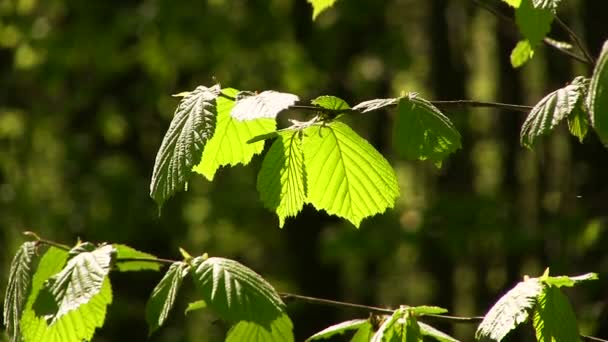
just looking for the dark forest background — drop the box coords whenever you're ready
[1,0,608,340]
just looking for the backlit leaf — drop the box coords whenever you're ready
[303,121,399,227]
[308,0,339,20]
[311,95,351,110]
[588,40,608,145]
[231,91,299,121]
[419,322,461,342]
[502,0,522,7]
[146,262,190,334]
[352,98,398,113]
[409,306,448,316]
[510,40,535,68]
[372,309,422,342]
[350,322,374,342]
[541,272,598,288]
[225,314,294,342]
[150,84,220,208]
[567,105,589,143]
[533,286,580,342]
[114,244,162,272]
[306,319,369,341]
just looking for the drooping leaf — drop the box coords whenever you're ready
[533,286,580,342]
[37,244,115,322]
[113,244,162,272]
[588,40,608,145]
[515,0,555,47]
[419,322,461,342]
[150,85,220,208]
[408,306,448,316]
[352,98,398,113]
[145,262,190,335]
[225,314,294,342]
[510,40,535,68]
[193,88,276,180]
[567,105,589,143]
[20,247,113,342]
[231,91,299,121]
[394,95,461,165]
[308,0,339,19]
[475,278,543,342]
[257,131,306,227]
[520,79,587,148]
[306,319,369,341]
[191,256,285,327]
[302,121,399,227]
[3,241,38,342]
[184,300,207,315]
[350,322,374,342]
[541,272,598,288]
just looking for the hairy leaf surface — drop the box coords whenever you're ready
[308,0,339,19]
[419,322,460,342]
[302,121,399,227]
[568,105,589,143]
[502,0,522,7]
[3,241,38,342]
[532,0,561,9]
[476,278,543,341]
[231,91,298,121]
[114,244,161,272]
[150,85,220,208]
[191,257,285,327]
[146,262,190,334]
[353,98,398,113]
[193,88,276,180]
[533,286,580,342]
[589,40,608,144]
[225,314,294,342]
[306,319,369,341]
[257,131,306,227]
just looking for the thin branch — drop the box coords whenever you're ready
[543,37,589,64]
[115,256,177,265]
[555,16,595,65]
[583,335,608,342]
[23,231,70,251]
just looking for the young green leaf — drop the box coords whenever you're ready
[193,88,276,180]
[191,256,285,327]
[306,319,369,341]
[533,286,580,342]
[21,247,113,342]
[541,272,598,288]
[475,278,543,342]
[394,95,461,165]
[588,40,608,145]
[311,95,351,110]
[419,322,461,342]
[145,262,190,335]
[520,79,587,148]
[372,309,422,342]
[225,313,294,342]
[308,0,339,20]
[302,121,399,227]
[113,244,162,272]
[257,131,306,227]
[408,305,448,316]
[510,40,535,68]
[515,0,555,47]
[231,90,299,121]
[350,322,374,342]
[3,241,38,342]
[568,105,589,143]
[352,98,398,113]
[150,84,220,208]
[184,300,207,315]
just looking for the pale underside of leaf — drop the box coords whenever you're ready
[150,84,220,207]
[146,262,190,334]
[226,313,294,342]
[476,279,543,342]
[419,322,461,342]
[114,244,162,272]
[588,40,608,145]
[308,0,339,19]
[306,319,369,341]
[193,88,276,180]
[516,0,555,46]
[192,257,285,327]
[3,241,37,342]
[257,132,306,227]
[352,98,398,113]
[533,286,580,342]
[231,90,299,121]
[303,121,399,227]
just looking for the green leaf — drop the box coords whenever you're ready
[568,105,589,143]
[225,314,294,342]
[145,262,190,335]
[515,0,554,47]
[231,90,299,121]
[510,40,535,68]
[532,0,561,10]
[394,95,461,165]
[520,79,587,148]
[308,0,339,20]
[372,309,422,342]
[353,98,398,113]
[193,88,276,180]
[419,322,461,342]
[302,121,399,227]
[150,84,220,208]
[588,40,608,145]
[312,95,351,110]
[113,244,162,272]
[3,241,38,342]
[350,322,374,342]
[306,319,369,341]
[502,0,522,7]
[21,247,113,342]
[37,244,114,322]
[257,131,306,227]
[541,272,598,288]
[408,306,448,316]
[184,300,207,315]
[533,286,580,342]
[191,257,285,327]
[475,278,543,342]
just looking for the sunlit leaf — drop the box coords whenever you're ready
[419,322,461,342]
[146,262,190,335]
[588,40,608,145]
[306,319,369,341]
[532,0,561,10]
[113,244,162,272]
[352,98,398,113]
[308,0,339,20]
[372,309,422,342]
[350,322,374,342]
[476,278,543,342]
[567,105,589,143]
[312,95,351,110]
[541,272,598,288]
[257,131,306,227]
[408,306,448,316]
[231,90,299,121]
[191,257,285,327]
[150,84,220,208]
[502,0,522,7]
[226,313,294,342]
[184,300,207,315]
[3,241,38,342]
[510,40,535,68]
[533,286,580,342]
[193,88,276,180]
[303,121,399,227]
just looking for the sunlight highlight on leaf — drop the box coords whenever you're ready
[231,90,299,121]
